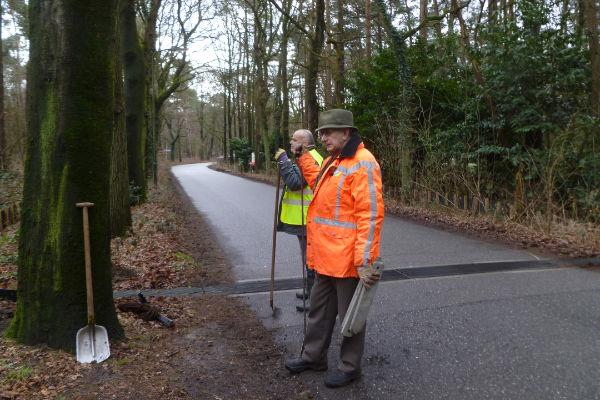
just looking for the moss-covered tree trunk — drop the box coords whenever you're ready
[111,0,132,237]
[121,0,147,203]
[7,0,123,349]
[0,3,5,171]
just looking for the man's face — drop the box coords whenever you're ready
[319,128,349,154]
[290,131,305,153]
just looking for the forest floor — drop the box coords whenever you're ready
[213,164,600,258]
[0,161,309,400]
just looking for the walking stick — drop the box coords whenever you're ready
[299,164,308,355]
[270,167,282,313]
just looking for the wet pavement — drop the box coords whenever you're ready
[172,163,600,399]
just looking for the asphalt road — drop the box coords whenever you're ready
[172,163,600,399]
[172,163,539,281]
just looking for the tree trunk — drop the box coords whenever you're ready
[432,0,443,38]
[121,0,147,202]
[419,0,428,41]
[143,0,161,186]
[489,0,498,25]
[373,0,412,89]
[447,0,455,34]
[244,7,253,145]
[7,0,123,349]
[280,0,290,141]
[274,53,283,148]
[249,0,271,168]
[223,90,229,161]
[334,0,345,106]
[452,0,498,128]
[376,13,383,50]
[306,0,326,133]
[323,0,333,108]
[0,3,5,171]
[111,0,132,237]
[583,0,600,116]
[365,0,372,58]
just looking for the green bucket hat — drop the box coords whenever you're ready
[316,109,357,133]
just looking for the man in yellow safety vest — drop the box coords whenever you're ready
[274,129,323,312]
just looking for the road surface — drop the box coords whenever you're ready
[172,163,600,400]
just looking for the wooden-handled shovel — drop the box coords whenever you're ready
[75,202,110,363]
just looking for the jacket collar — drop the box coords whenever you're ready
[339,134,363,158]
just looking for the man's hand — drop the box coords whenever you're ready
[357,265,381,288]
[274,148,288,162]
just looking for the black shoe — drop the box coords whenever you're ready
[324,369,361,388]
[296,291,309,300]
[285,357,327,374]
[296,304,310,312]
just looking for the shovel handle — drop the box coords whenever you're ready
[77,202,95,325]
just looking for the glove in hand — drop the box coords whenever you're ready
[274,148,287,162]
[357,265,381,288]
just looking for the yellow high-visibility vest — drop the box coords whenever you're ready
[280,149,323,226]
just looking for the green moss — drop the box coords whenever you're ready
[51,164,70,293]
[2,365,33,384]
[39,87,58,181]
[111,357,131,367]
[7,1,124,350]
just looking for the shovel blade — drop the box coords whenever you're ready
[76,325,110,364]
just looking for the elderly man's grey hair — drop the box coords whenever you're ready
[294,129,315,146]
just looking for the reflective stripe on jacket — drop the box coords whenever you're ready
[279,148,323,226]
[298,137,384,278]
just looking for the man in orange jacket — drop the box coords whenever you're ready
[284,109,384,388]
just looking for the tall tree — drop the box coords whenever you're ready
[488,0,498,25]
[334,0,345,105]
[0,2,5,171]
[365,0,372,58]
[7,0,123,349]
[112,0,132,237]
[140,0,161,185]
[121,0,147,202]
[420,0,428,41]
[268,0,325,132]
[583,0,600,115]
[274,0,293,146]
[306,0,325,132]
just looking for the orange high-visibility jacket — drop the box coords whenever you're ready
[298,136,384,278]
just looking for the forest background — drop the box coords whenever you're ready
[0,0,599,232]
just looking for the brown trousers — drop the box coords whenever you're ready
[301,272,365,373]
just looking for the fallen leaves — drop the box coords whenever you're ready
[385,196,600,258]
[0,227,18,290]
[0,164,306,399]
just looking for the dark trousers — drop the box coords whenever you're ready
[297,235,315,290]
[301,273,365,373]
